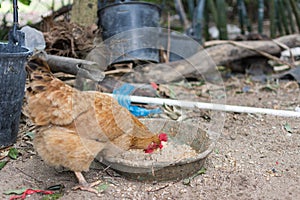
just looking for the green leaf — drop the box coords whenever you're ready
[0,161,7,170]
[3,188,27,195]
[8,148,19,160]
[25,131,35,139]
[183,167,207,185]
[8,0,31,6]
[195,167,207,175]
[259,84,278,92]
[284,123,292,133]
[41,193,63,200]
[182,178,190,185]
[191,167,206,179]
[96,183,109,192]
[18,0,31,6]
[214,148,219,154]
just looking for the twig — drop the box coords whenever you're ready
[273,40,297,63]
[19,125,36,136]
[16,167,44,183]
[147,184,170,192]
[102,164,112,173]
[104,68,133,75]
[147,179,181,192]
[272,39,295,63]
[272,39,291,50]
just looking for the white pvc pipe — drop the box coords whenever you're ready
[106,93,300,118]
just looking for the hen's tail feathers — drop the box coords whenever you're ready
[26,57,55,95]
[26,57,53,82]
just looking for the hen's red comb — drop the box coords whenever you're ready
[144,134,168,154]
[144,148,154,153]
[159,133,168,142]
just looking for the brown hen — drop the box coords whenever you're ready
[25,57,167,194]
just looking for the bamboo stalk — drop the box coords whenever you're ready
[204,2,210,41]
[237,0,245,34]
[258,0,264,34]
[207,0,218,24]
[278,0,290,35]
[269,0,277,38]
[284,0,296,33]
[244,2,252,32]
[275,0,284,35]
[216,0,228,40]
[187,0,195,20]
[192,0,206,43]
[237,0,252,34]
[289,0,300,32]
[174,0,190,30]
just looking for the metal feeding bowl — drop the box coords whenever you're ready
[101,119,215,181]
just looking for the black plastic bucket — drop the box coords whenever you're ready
[98,1,161,64]
[0,41,31,147]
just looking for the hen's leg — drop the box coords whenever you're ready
[72,171,101,195]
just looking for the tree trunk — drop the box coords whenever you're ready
[70,0,98,26]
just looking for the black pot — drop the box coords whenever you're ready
[98,1,161,64]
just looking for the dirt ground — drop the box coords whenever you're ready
[0,76,299,200]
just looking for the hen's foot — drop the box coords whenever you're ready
[73,171,101,195]
[72,180,102,195]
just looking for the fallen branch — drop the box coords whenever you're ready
[41,35,300,84]
[206,40,294,68]
[34,51,105,82]
[204,34,300,66]
[139,34,300,83]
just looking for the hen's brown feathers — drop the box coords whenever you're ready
[26,57,162,172]
[34,126,105,172]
